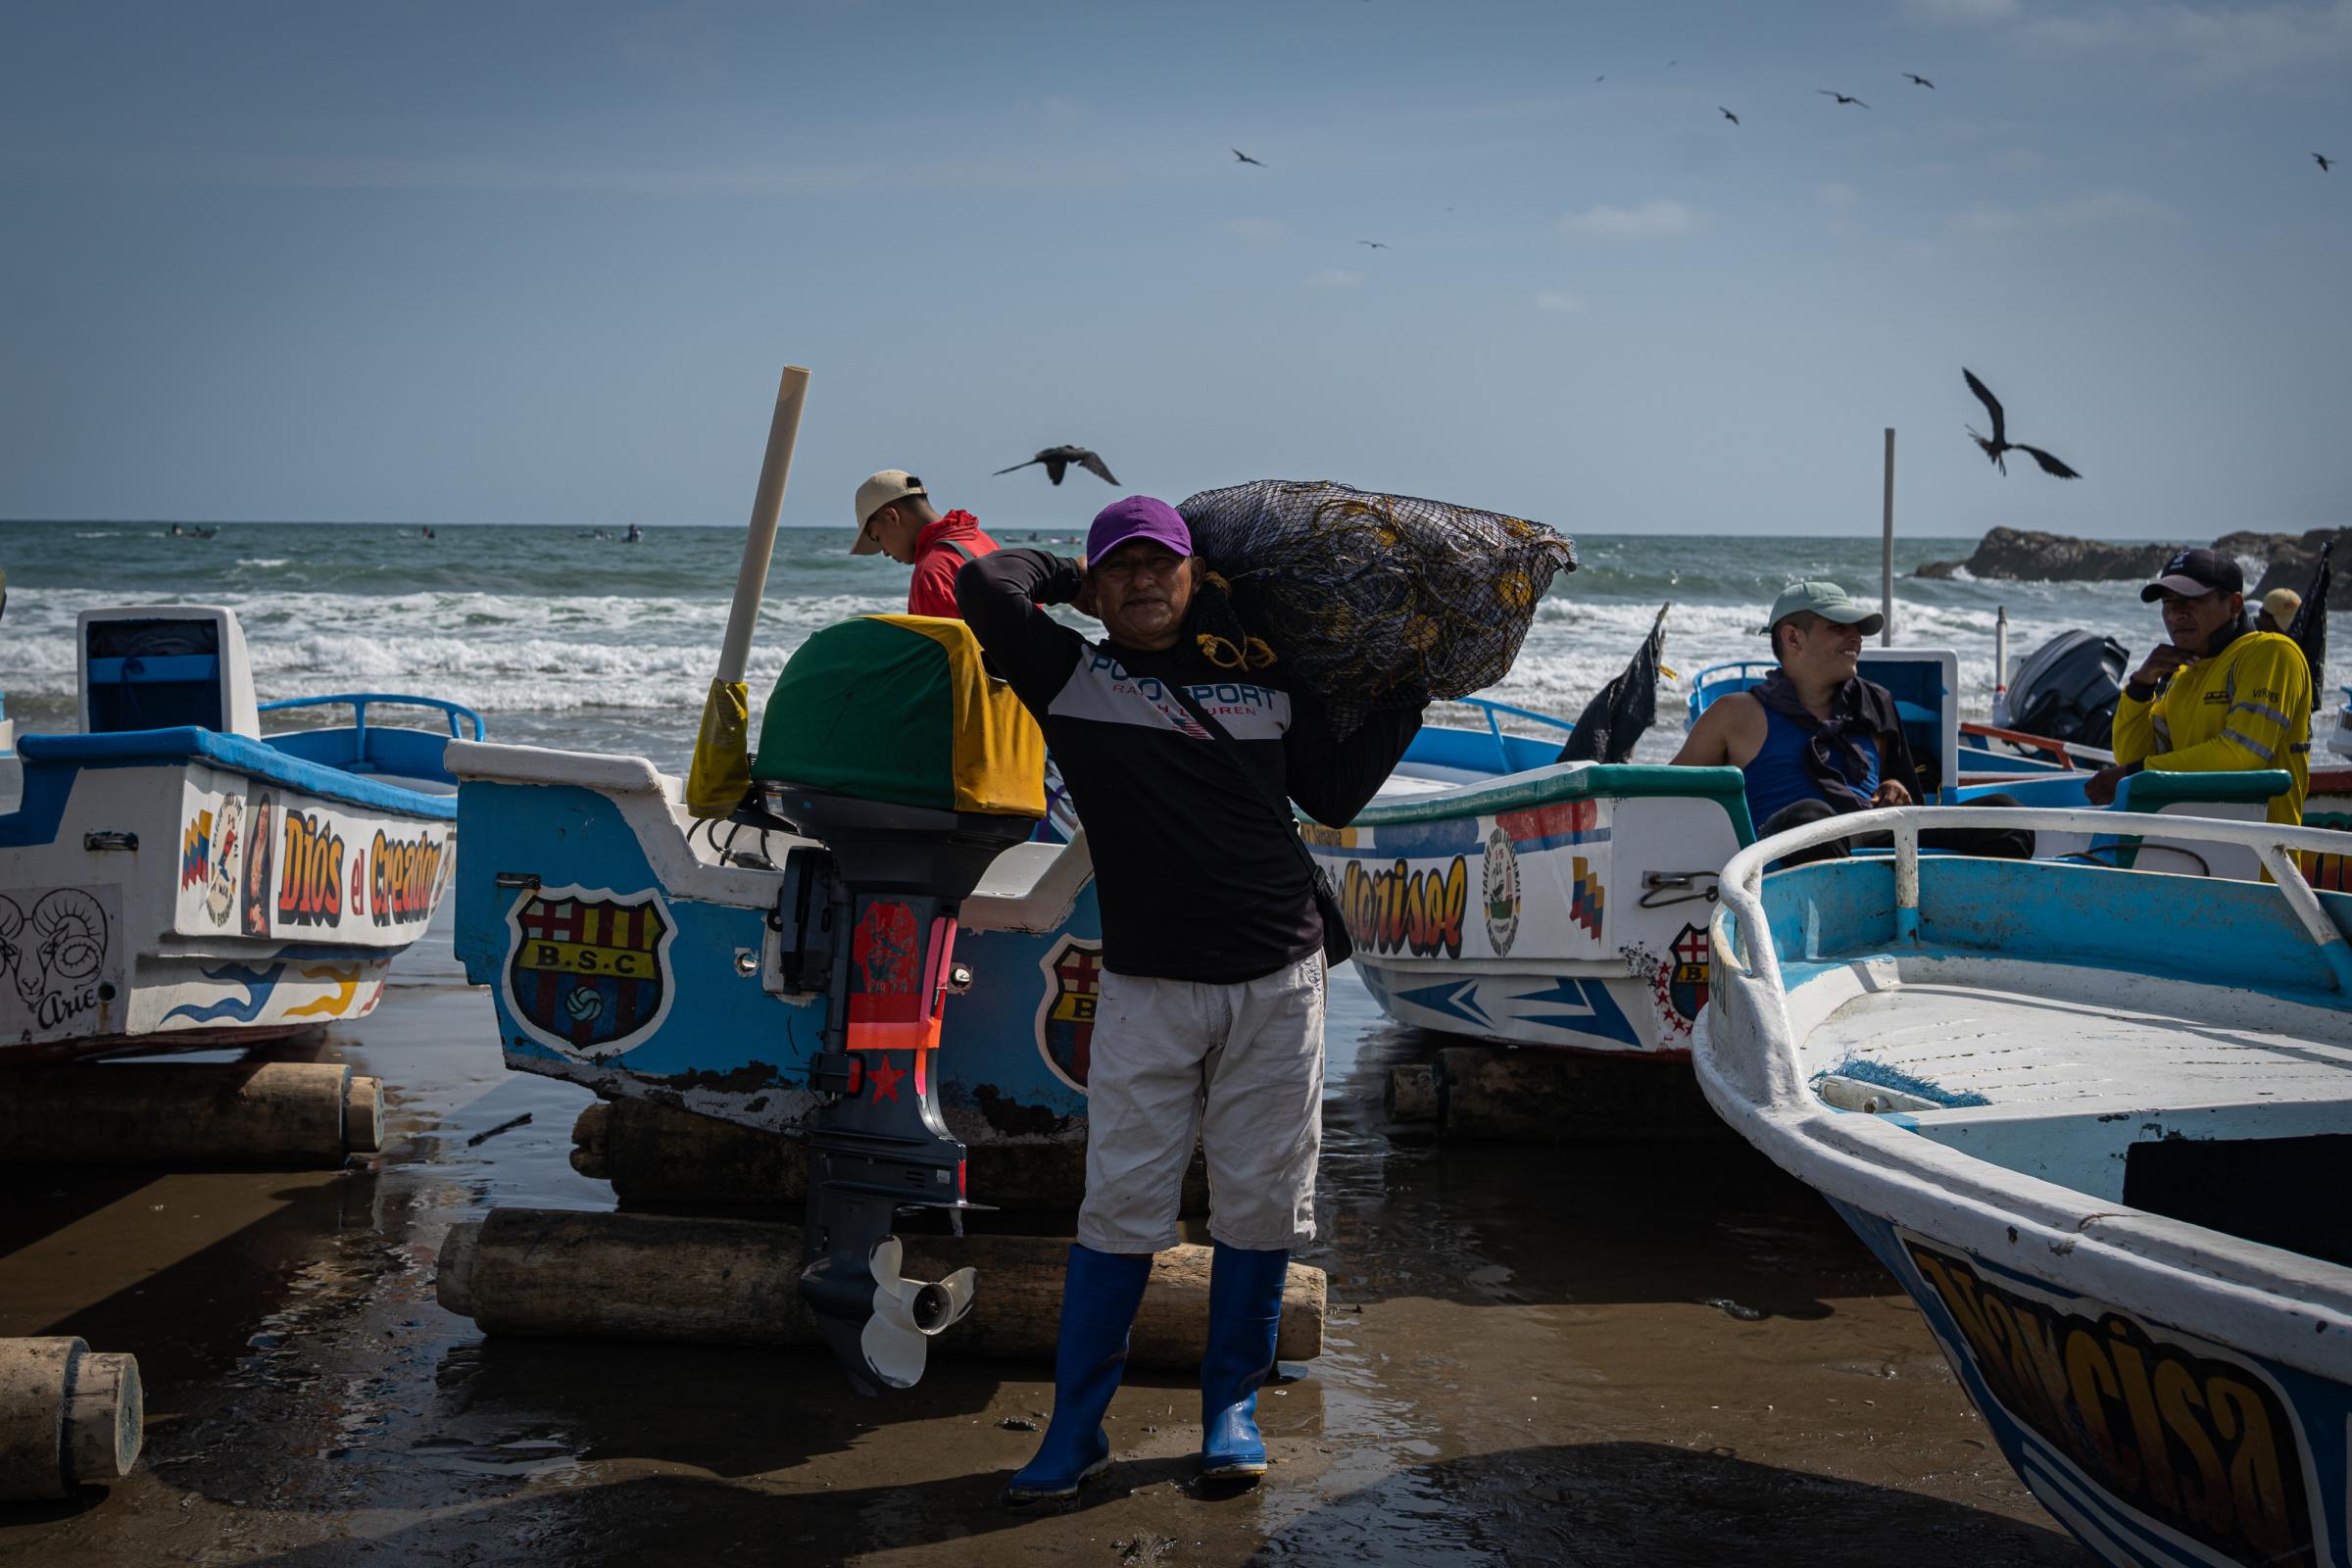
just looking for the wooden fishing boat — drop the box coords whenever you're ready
[1317,662,2292,1061]
[0,606,472,1058]
[1694,804,2352,1568]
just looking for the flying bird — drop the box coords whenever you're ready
[1232,148,1266,167]
[994,446,1121,486]
[2319,153,2336,172]
[1903,73,1936,88]
[1962,368,2081,480]
[1818,89,1869,107]
[1720,107,1740,124]
[1357,239,1390,249]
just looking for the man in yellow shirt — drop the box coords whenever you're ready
[2087,548,2312,825]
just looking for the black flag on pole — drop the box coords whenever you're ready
[2286,542,2331,686]
[1558,604,1670,764]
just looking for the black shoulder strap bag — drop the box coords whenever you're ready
[1164,682,1355,967]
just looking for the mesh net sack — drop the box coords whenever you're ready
[1177,479,1577,737]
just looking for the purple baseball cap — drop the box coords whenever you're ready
[1087,495,1192,565]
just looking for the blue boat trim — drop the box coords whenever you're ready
[19,727,459,819]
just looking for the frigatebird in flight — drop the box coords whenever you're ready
[1720,107,1740,124]
[994,446,1121,486]
[1902,73,1936,88]
[1819,89,1869,107]
[1962,369,2081,479]
[1232,148,1266,167]
[2319,153,2336,172]
[1357,239,1390,249]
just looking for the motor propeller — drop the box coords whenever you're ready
[859,1237,979,1390]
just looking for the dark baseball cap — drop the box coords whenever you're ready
[2141,547,2243,603]
[1087,496,1192,564]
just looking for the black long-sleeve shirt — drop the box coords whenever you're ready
[957,549,1420,982]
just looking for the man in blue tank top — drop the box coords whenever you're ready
[1674,581,2031,860]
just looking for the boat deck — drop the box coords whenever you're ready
[1796,962,2352,1200]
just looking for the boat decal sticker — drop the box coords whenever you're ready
[281,964,363,1020]
[1896,1234,2324,1568]
[1384,973,1638,1046]
[163,961,286,1027]
[1482,829,1521,956]
[1495,799,1612,855]
[0,887,122,1041]
[241,793,279,939]
[368,829,445,929]
[275,807,348,927]
[180,808,215,897]
[1034,933,1102,1092]
[1340,857,1467,959]
[502,885,676,1061]
[1666,923,1710,1028]
[1569,855,1602,940]
[204,795,241,926]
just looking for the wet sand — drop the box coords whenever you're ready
[0,923,2088,1566]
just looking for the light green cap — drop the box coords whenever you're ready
[1761,580,1885,636]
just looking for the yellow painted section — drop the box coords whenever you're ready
[283,965,362,1020]
[876,614,1047,815]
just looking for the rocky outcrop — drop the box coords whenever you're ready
[1913,528,2180,582]
[2223,527,2352,610]
[1916,525,2352,609]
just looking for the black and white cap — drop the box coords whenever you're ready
[2140,547,2244,603]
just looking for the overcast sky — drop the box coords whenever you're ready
[2,1,2345,537]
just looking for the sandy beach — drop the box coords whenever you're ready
[0,919,2086,1566]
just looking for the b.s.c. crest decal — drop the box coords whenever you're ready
[502,885,677,1060]
[1667,922,1710,1023]
[1034,934,1102,1092]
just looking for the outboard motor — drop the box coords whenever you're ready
[748,614,1045,1395]
[2007,630,2129,750]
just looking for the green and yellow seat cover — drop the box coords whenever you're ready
[751,615,1045,817]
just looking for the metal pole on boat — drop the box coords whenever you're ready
[685,365,811,817]
[1992,606,2011,726]
[1880,427,1895,647]
[718,366,811,686]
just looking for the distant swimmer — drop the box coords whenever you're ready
[421,526,436,541]
[1720,107,1740,124]
[994,446,1120,487]
[625,523,643,543]
[1818,90,1869,108]
[2320,154,2336,172]
[1231,148,1266,167]
[1902,73,1936,88]
[1963,368,2082,479]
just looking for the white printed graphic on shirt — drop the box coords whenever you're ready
[1047,646,1293,741]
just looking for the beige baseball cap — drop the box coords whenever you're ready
[851,469,927,555]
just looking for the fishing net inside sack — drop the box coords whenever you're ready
[1178,480,1576,737]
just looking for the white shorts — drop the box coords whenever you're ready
[1077,953,1326,1254]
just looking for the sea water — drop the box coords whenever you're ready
[4,519,2334,764]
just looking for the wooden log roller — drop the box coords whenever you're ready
[0,1338,142,1501]
[438,1207,1323,1368]
[570,1097,1208,1214]
[0,1061,382,1166]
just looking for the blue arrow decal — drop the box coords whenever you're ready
[1506,977,1640,1045]
[1392,977,1499,1033]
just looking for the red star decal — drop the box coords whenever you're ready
[865,1054,907,1103]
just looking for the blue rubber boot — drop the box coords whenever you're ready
[1200,1242,1290,1482]
[1002,1245,1152,1506]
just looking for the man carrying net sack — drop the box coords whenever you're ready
[957,483,1571,1503]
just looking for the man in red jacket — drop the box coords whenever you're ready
[851,468,999,618]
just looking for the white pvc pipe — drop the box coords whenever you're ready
[714,367,811,686]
